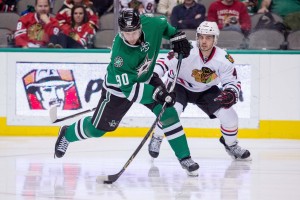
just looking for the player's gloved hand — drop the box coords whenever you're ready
[214,88,238,109]
[149,72,164,88]
[153,86,176,107]
[170,31,191,59]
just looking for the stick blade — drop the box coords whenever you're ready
[103,180,113,184]
[49,105,58,123]
[96,175,112,184]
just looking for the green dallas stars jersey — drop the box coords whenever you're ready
[103,14,177,105]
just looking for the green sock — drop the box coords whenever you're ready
[167,134,190,160]
[65,116,106,142]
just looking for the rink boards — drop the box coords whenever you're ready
[0,49,299,138]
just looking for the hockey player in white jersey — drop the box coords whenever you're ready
[148,21,251,161]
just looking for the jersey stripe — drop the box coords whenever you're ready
[93,91,111,127]
[221,125,238,136]
[103,76,125,98]
[136,83,144,103]
[75,119,86,140]
[163,122,184,140]
[128,83,138,101]
[79,119,89,139]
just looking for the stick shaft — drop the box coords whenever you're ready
[53,108,96,123]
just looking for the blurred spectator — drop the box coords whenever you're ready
[156,0,184,17]
[53,5,96,48]
[91,0,113,16]
[170,0,205,29]
[207,0,251,35]
[258,0,300,18]
[14,0,60,48]
[0,0,17,12]
[240,0,262,15]
[120,0,155,13]
[56,0,98,30]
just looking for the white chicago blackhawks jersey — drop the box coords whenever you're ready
[154,41,241,94]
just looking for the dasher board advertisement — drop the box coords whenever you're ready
[7,53,259,128]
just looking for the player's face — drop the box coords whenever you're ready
[74,7,84,24]
[184,0,195,6]
[38,85,65,109]
[122,29,141,45]
[198,34,215,52]
[35,0,50,15]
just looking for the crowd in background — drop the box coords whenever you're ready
[0,0,300,49]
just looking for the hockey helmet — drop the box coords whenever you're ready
[196,21,220,45]
[118,8,141,32]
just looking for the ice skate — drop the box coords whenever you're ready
[148,134,163,158]
[219,136,251,161]
[179,156,199,176]
[54,126,70,158]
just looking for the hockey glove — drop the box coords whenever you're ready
[214,89,238,109]
[153,86,176,107]
[149,72,165,88]
[170,31,191,59]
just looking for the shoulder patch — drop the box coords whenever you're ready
[114,56,123,68]
[225,54,234,63]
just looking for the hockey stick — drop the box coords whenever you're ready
[98,54,183,184]
[49,106,96,123]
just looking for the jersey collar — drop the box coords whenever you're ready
[199,47,216,63]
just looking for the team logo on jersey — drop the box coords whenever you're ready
[140,41,150,52]
[225,54,234,63]
[191,67,218,83]
[114,56,123,68]
[28,23,44,41]
[137,54,153,77]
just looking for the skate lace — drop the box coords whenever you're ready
[149,136,162,152]
[57,136,69,152]
[180,157,196,168]
[229,144,246,157]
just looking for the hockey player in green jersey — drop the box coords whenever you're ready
[54,8,199,176]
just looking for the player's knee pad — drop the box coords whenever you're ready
[160,106,180,127]
[215,107,238,128]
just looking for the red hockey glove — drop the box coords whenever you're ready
[153,86,176,107]
[214,89,238,109]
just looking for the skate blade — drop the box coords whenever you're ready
[235,156,252,161]
[232,156,252,161]
[186,169,199,177]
